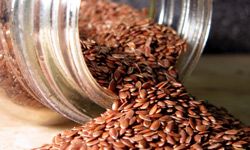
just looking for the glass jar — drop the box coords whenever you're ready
[0,0,212,124]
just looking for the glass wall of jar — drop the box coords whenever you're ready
[0,0,212,124]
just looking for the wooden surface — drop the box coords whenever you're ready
[0,55,250,150]
[185,55,250,125]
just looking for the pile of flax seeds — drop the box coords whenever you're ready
[36,0,250,149]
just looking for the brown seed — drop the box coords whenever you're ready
[174,144,186,150]
[143,131,157,137]
[135,81,142,89]
[99,141,109,147]
[133,102,144,108]
[164,121,174,133]
[137,139,148,148]
[129,117,137,125]
[149,104,158,115]
[232,141,248,148]
[214,132,224,139]
[136,110,148,115]
[142,82,151,89]
[131,135,144,142]
[194,134,202,143]
[112,100,120,110]
[119,128,126,136]
[86,139,99,147]
[135,98,147,103]
[157,93,167,99]
[150,120,161,131]
[125,110,134,119]
[175,111,183,118]
[139,114,151,121]
[188,108,197,116]
[164,100,176,106]
[124,77,133,81]
[139,89,147,98]
[143,120,151,128]
[179,130,187,144]
[196,125,208,132]
[95,117,105,124]
[207,143,222,149]
[199,105,208,113]
[120,118,129,129]
[156,140,165,147]
[101,131,109,140]
[92,130,103,138]
[208,116,216,123]
[141,102,150,109]
[108,79,116,92]
[167,135,176,145]
[156,81,168,89]
[175,105,184,112]
[185,136,192,144]
[106,121,115,129]
[123,103,134,110]
[119,91,128,99]
[157,101,166,108]
[121,139,134,148]
[225,129,238,135]
[202,120,210,126]
[191,143,203,150]
[185,126,194,136]
[109,128,118,139]
[164,146,173,150]
[222,135,236,141]
[159,115,171,122]
[172,82,182,87]
[113,141,126,148]
[158,131,167,139]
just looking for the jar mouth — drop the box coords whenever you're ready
[76,0,213,102]
[6,0,111,123]
[155,0,213,80]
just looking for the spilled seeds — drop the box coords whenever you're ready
[35,0,250,149]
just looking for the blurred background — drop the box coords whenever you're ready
[205,0,250,53]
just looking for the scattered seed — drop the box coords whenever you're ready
[196,125,208,132]
[109,128,118,139]
[120,118,129,129]
[150,120,161,131]
[225,129,238,135]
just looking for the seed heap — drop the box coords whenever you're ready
[36,0,250,149]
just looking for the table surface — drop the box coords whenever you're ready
[1,55,250,150]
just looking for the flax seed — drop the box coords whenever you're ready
[109,128,118,139]
[150,120,161,131]
[149,104,158,115]
[120,118,129,129]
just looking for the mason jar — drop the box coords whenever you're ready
[0,0,212,124]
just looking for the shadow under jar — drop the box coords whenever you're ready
[0,0,212,124]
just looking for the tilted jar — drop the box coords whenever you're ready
[0,0,212,124]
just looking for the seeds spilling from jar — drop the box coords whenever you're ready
[36,0,250,149]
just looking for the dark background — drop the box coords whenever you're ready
[119,0,250,53]
[205,0,250,53]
